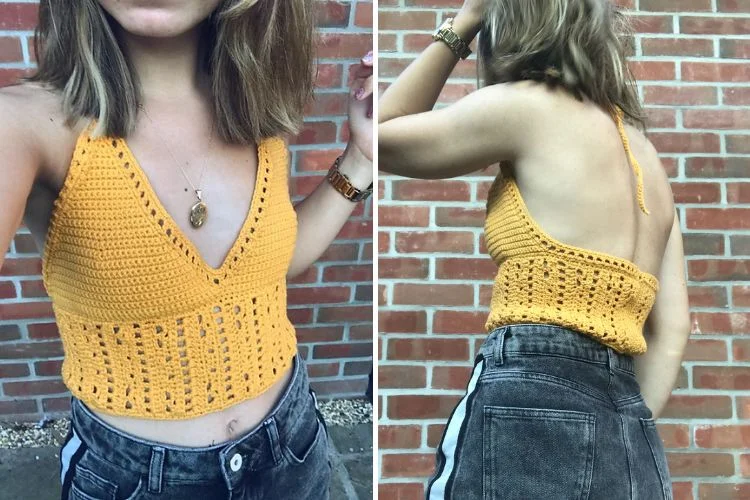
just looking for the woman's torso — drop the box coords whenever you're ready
[11,82,294,447]
[483,83,675,348]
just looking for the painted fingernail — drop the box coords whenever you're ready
[367,109,372,118]
[355,88,365,100]
[363,51,373,63]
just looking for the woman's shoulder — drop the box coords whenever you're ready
[0,82,88,182]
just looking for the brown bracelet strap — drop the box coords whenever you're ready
[326,156,373,202]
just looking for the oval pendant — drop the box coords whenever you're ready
[189,200,207,228]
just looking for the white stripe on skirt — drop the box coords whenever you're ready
[60,428,82,485]
[428,359,485,499]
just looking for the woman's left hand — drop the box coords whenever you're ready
[346,51,373,162]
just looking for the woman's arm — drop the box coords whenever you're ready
[636,211,691,419]
[286,53,373,279]
[378,4,529,179]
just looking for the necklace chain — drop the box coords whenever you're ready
[137,104,215,228]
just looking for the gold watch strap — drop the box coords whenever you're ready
[433,18,472,59]
[326,156,373,202]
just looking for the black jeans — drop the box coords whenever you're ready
[59,356,331,500]
[427,324,673,500]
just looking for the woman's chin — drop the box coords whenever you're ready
[114,9,203,38]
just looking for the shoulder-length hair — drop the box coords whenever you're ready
[478,0,645,128]
[29,0,316,144]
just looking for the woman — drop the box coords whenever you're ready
[0,1,372,498]
[379,0,689,498]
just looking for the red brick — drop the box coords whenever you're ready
[687,210,750,230]
[0,399,37,415]
[684,109,750,129]
[732,339,750,361]
[687,286,728,308]
[667,453,734,477]
[312,342,372,359]
[317,33,372,58]
[720,39,750,59]
[699,483,750,500]
[0,36,22,62]
[379,365,427,389]
[435,208,485,227]
[686,157,750,178]
[681,16,750,35]
[287,286,351,305]
[643,86,717,105]
[657,424,690,448]
[641,38,714,57]
[393,284,473,306]
[380,11,437,30]
[0,363,29,378]
[379,206,430,227]
[683,62,750,82]
[435,258,496,280]
[640,0,711,11]
[388,338,469,361]
[662,395,732,418]
[379,311,427,334]
[316,1,351,27]
[0,3,39,30]
[296,327,344,344]
[379,258,428,279]
[670,182,721,203]
[379,425,422,449]
[694,366,750,390]
[684,339,728,362]
[692,312,750,335]
[378,483,425,500]
[3,379,68,396]
[649,133,720,153]
[389,394,461,419]
[42,396,71,413]
[433,310,487,334]
[393,180,471,201]
[432,366,471,390]
[696,425,750,449]
[381,453,435,478]
[395,231,474,254]
[727,183,750,204]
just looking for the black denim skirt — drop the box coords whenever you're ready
[59,355,331,500]
[427,324,673,500]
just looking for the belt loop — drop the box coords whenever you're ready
[264,418,283,465]
[148,446,165,494]
[493,327,508,367]
[606,348,616,374]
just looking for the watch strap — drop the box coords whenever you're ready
[326,156,373,202]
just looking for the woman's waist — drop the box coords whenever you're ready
[68,356,310,481]
[86,362,295,448]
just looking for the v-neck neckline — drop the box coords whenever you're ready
[116,134,269,280]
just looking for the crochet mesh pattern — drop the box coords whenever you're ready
[42,124,298,419]
[484,111,660,355]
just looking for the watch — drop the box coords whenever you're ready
[327,156,373,202]
[432,18,472,59]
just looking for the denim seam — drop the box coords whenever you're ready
[478,371,611,406]
[504,351,609,368]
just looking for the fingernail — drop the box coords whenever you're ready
[355,88,364,100]
[363,51,373,63]
[367,109,372,118]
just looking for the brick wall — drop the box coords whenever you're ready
[378,1,749,498]
[0,0,373,421]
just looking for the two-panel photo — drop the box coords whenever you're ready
[0,1,745,499]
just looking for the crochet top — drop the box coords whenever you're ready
[42,122,298,419]
[484,109,660,354]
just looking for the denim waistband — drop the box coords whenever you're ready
[479,324,635,374]
[70,355,308,487]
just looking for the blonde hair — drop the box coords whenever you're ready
[29,0,315,144]
[478,0,645,128]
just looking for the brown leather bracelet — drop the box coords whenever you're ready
[326,156,373,202]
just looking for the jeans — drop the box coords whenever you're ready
[427,324,673,500]
[59,355,331,500]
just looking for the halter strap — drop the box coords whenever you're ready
[612,107,650,215]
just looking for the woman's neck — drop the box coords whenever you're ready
[116,23,209,105]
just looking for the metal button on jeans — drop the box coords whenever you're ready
[230,453,243,472]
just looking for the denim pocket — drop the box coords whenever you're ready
[482,406,595,500]
[640,418,673,500]
[69,449,145,500]
[281,415,326,465]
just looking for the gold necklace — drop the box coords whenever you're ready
[138,105,214,229]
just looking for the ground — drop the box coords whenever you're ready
[0,400,372,500]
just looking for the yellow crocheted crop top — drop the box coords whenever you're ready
[42,122,298,419]
[484,109,660,355]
